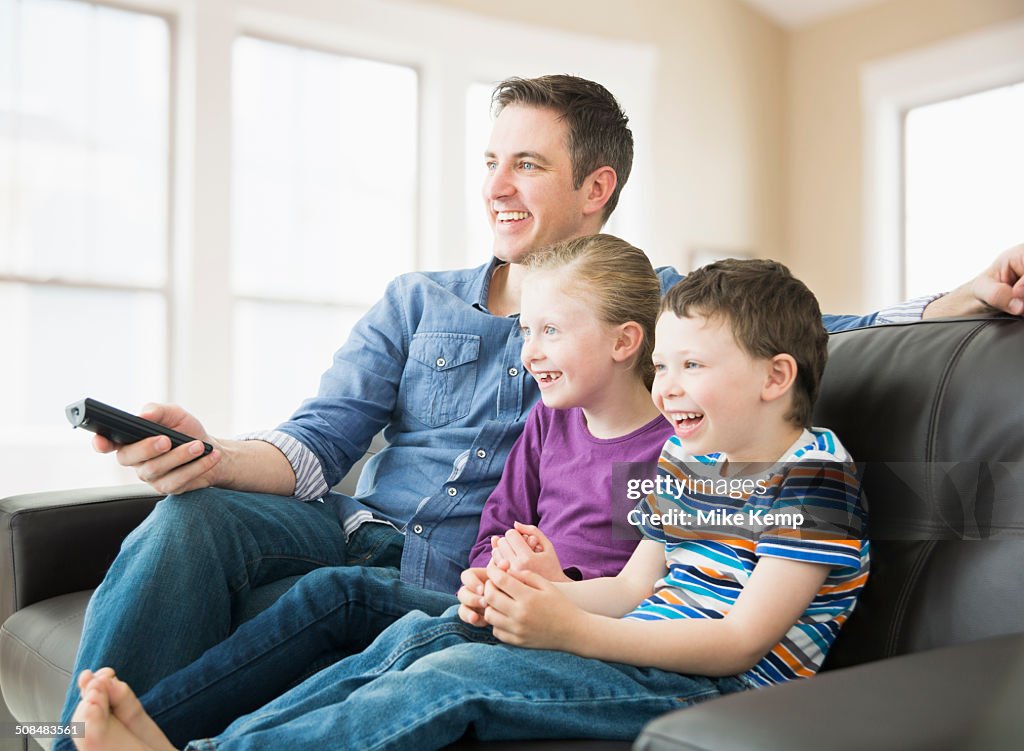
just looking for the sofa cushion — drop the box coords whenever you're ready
[813,317,1024,668]
[635,631,1024,751]
[0,590,88,728]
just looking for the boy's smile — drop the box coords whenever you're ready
[651,312,776,461]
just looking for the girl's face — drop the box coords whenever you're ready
[519,268,622,410]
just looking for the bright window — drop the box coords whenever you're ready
[464,81,495,266]
[0,0,170,494]
[904,82,1024,298]
[230,37,418,429]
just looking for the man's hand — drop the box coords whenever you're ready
[93,403,224,495]
[924,243,1024,318]
[489,522,572,582]
[482,564,585,649]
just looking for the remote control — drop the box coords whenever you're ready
[65,398,213,457]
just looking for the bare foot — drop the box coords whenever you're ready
[103,673,178,751]
[71,679,154,751]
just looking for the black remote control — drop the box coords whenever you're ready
[65,398,213,457]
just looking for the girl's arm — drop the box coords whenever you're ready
[483,554,830,677]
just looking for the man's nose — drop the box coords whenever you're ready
[483,162,514,201]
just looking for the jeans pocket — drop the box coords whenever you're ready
[401,332,480,427]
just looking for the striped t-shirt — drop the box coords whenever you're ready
[627,427,869,687]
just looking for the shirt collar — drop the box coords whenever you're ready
[472,257,508,314]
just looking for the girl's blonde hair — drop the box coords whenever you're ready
[523,234,660,388]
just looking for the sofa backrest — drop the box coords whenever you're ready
[814,317,1024,670]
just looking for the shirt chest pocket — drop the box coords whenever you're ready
[401,333,481,428]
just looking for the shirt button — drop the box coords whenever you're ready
[412,524,424,534]
[447,487,458,496]
[476,449,487,459]
[435,357,446,368]
[508,367,519,377]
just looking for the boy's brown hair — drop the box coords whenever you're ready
[660,259,828,426]
[492,75,633,222]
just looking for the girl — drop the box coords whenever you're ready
[69,233,677,751]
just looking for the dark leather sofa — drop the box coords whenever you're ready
[2,316,1023,750]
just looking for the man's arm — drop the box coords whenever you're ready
[96,274,417,498]
[92,403,296,496]
[922,243,1024,318]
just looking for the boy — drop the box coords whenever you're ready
[71,257,867,750]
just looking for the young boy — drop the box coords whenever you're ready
[71,258,867,751]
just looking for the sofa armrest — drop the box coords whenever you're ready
[0,485,161,622]
[634,632,1024,751]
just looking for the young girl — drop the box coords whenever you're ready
[68,233,677,750]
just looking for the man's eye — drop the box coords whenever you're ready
[486,162,497,171]
[520,161,536,171]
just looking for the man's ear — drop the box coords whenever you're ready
[611,321,645,364]
[762,354,798,403]
[582,166,617,219]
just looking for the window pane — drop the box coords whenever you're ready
[464,81,495,266]
[232,38,417,306]
[904,82,1024,298]
[0,0,170,286]
[232,300,365,433]
[0,283,166,494]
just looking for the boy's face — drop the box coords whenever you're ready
[519,269,619,410]
[651,312,774,460]
[482,105,593,264]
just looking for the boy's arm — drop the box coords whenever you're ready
[462,539,663,626]
[484,555,829,678]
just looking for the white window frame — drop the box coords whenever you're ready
[861,18,1024,310]
[5,0,656,491]
[150,0,657,433]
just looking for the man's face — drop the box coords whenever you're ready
[482,105,593,264]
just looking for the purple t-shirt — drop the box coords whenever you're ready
[468,402,672,580]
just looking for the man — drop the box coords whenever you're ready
[57,74,1024,735]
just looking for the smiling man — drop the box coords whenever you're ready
[54,74,1024,749]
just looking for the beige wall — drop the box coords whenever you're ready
[786,0,1024,312]
[411,0,787,271]
[417,0,1024,312]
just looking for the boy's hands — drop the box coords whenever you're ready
[481,564,585,650]
[489,522,571,582]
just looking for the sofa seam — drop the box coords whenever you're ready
[0,623,73,678]
[885,319,988,658]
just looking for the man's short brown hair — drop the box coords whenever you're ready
[660,259,828,427]
[492,75,633,222]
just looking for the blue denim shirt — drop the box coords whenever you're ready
[269,259,908,593]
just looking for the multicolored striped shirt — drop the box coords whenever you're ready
[626,428,868,687]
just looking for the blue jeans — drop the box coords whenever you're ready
[54,488,408,751]
[178,608,749,751]
[136,566,457,747]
